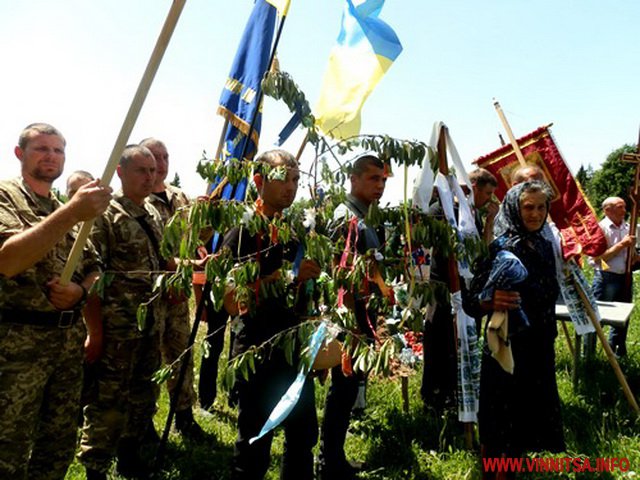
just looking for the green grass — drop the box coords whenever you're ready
[66,295,640,479]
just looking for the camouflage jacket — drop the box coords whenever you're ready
[0,177,101,312]
[148,184,190,225]
[90,192,166,339]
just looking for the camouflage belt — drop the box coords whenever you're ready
[0,308,81,329]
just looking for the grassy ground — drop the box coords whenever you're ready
[66,293,640,479]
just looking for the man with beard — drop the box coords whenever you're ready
[0,123,112,479]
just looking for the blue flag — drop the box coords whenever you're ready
[210,0,284,247]
[217,0,279,167]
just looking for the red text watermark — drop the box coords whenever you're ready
[483,457,631,474]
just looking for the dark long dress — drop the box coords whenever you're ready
[464,233,565,455]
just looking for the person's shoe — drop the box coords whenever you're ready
[85,467,107,480]
[318,459,363,480]
[175,407,206,441]
[142,419,161,447]
[117,437,153,479]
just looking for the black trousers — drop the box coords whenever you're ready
[198,302,227,409]
[231,357,317,480]
[319,365,363,472]
[421,301,457,410]
[319,299,373,473]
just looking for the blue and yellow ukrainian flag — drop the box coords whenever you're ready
[315,0,402,139]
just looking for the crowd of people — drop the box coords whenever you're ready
[0,123,635,480]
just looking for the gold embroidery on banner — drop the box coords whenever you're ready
[476,126,553,168]
[224,78,243,95]
[216,105,261,155]
[224,78,257,105]
[567,224,584,255]
[573,211,593,240]
[241,88,256,104]
[494,148,560,203]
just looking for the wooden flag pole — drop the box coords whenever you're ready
[295,131,309,161]
[493,99,528,167]
[215,118,230,162]
[60,0,187,284]
[205,118,230,197]
[494,100,638,414]
[573,279,640,414]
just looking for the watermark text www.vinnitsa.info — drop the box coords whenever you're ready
[483,456,631,474]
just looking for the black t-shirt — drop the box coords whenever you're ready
[221,226,299,356]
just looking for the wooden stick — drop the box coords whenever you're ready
[493,99,527,167]
[560,318,575,358]
[295,131,309,162]
[573,277,640,414]
[205,117,230,196]
[60,0,188,284]
[401,375,409,413]
[215,118,230,162]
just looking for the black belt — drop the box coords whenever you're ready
[0,309,81,329]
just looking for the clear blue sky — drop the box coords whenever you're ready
[1,0,639,203]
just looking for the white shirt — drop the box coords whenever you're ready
[593,216,629,274]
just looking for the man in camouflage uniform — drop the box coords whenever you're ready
[78,144,167,480]
[66,170,95,199]
[0,123,111,480]
[142,137,204,438]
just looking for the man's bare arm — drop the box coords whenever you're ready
[0,180,111,278]
[595,234,635,264]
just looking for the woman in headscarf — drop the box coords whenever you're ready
[463,181,565,479]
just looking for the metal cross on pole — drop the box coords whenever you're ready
[620,128,640,302]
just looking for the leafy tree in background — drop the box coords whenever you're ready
[170,172,181,188]
[587,144,636,216]
[53,187,67,204]
[575,164,593,193]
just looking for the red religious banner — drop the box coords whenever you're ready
[474,125,607,259]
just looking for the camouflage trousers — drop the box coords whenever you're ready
[160,301,196,412]
[78,333,160,473]
[0,320,85,480]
